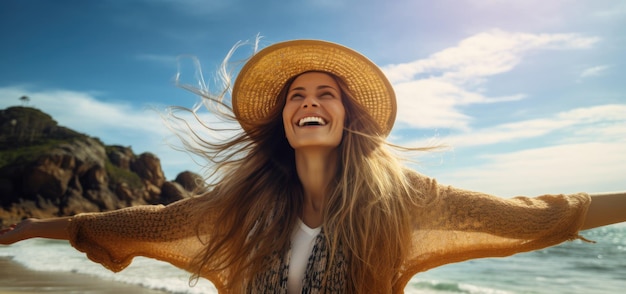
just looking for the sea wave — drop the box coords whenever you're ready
[407,280,514,294]
[0,239,218,293]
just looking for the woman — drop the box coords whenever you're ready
[1,39,625,293]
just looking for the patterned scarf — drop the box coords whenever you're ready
[250,230,348,293]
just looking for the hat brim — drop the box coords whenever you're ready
[232,39,396,136]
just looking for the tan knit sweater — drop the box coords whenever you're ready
[67,171,591,292]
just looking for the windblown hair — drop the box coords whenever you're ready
[167,44,431,293]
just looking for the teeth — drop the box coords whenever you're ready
[298,117,326,126]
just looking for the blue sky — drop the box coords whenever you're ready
[1,0,624,197]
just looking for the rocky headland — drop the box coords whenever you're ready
[0,106,203,227]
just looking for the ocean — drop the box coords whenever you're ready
[1,224,624,293]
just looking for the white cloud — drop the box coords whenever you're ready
[407,103,626,197]
[404,104,626,148]
[435,141,626,197]
[0,86,167,137]
[394,78,524,130]
[579,65,610,79]
[383,29,599,84]
[384,29,600,131]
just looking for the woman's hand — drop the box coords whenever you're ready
[0,217,71,245]
[0,218,37,245]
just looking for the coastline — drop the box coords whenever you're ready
[0,257,169,294]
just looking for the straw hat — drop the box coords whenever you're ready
[232,39,396,136]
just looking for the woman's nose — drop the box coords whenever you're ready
[302,96,319,108]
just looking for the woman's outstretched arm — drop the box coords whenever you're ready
[581,191,626,230]
[0,217,71,245]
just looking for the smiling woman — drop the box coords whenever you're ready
[1,39,625,294]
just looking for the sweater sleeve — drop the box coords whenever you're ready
[67,195,210,276]
[402,171,591,279]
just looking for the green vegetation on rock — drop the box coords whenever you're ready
[105,160,143,190]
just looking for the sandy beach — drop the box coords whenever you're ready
[0,257,168,294]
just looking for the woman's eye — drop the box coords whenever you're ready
[319,92,335,98]
[290,94,304,100]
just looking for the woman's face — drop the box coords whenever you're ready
[282,72,346,151]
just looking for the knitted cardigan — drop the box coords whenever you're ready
[67,171,591,293]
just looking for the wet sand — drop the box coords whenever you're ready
[0,257,168,294]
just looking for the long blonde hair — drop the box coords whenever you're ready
[169,46,430,293]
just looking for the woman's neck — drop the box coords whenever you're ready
[294,148,339,228]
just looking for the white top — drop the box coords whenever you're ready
[287,219,322,294]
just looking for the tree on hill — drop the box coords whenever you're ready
[19,95,30,105]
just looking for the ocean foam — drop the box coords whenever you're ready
[0,239,217,293]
